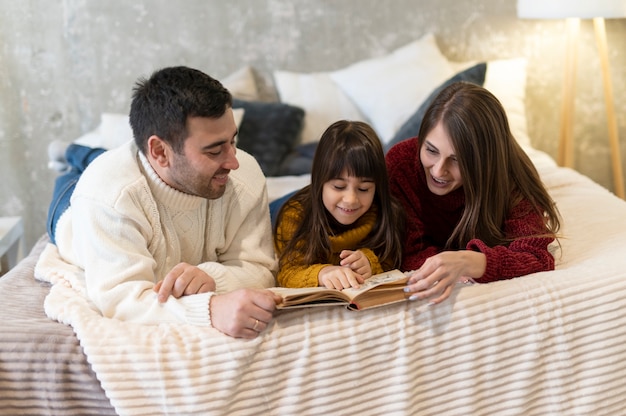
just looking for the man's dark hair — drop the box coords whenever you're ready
[129,66,232,154]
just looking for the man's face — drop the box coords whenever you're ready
[164,110,240,200]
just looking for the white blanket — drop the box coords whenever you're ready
[35,148,626,416]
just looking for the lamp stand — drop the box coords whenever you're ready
[558,18,579,169]
[593,17,625,199]
[558,17,625,199]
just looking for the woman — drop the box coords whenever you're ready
[387,81,561,304]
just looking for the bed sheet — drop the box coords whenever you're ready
[0,236,116,416]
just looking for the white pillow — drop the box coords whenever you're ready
[449,58,530,148]
[74,113,132,149]
[74,108,246,150]
[72,66,254,151]
[483,58,531,148]
[222,66,259,101]
[274,71,367,144]
[232,107,245,128]
[329,33,455,144]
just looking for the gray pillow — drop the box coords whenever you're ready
[233,98,305,176]
[385,62,487,153]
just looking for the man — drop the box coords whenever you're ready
[48,66,280,338]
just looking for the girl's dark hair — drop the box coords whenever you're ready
[418,81,561,248]
[129,66,232,155]
[275,120,405,269]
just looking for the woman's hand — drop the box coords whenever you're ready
[404,251,485,304]
[318,265,365,290]
[339,249,372,280]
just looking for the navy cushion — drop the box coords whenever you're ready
[276,142,318,176]
[233,99,305,177]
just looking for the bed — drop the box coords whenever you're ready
[3,33,626,416]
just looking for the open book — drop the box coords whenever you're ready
[271,269,409,311]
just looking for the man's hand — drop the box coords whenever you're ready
[154,262,216,303]
[209,289,283,339]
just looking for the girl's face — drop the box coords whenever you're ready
[420,121,463,196]
[322,171,375,225]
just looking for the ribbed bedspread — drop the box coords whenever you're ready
[26,148,626,415]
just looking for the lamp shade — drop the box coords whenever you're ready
[517,0,626,19]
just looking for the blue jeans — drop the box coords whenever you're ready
[46,144,106,244]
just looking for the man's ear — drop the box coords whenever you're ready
[147,135,171,167]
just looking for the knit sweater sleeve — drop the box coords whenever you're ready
[466,199,555,283]
[274,200,325,288]
[360,248,385,275]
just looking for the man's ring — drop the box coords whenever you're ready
[253,319,259,331]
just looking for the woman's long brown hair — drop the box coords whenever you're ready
[418,82,561,248]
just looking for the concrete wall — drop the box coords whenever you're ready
[2,0,626,251]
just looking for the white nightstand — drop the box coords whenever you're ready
[0,216,25,276]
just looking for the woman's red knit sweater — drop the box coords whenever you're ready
[385,138,555,283]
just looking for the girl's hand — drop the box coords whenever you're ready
[318,265,365,290]
[339,250,372,280]
[404,251,485,304]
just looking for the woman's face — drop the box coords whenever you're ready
[420,121,463,196]
[322,170,375,225]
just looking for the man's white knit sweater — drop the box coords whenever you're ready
[54,141,277,327]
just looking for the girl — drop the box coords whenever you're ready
[387,81,561,305]
[274,120,405,289]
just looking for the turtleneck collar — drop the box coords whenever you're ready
[327,205,378,251]
[137,150,205,211]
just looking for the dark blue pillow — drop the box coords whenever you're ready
[233,99,305,177]
[276,141,318,176]
[385,62,487,153]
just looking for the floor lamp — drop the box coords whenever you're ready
[517,0,626,199]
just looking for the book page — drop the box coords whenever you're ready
[342,269,407,299]
[270,286,350,308]
[270,269,408,309]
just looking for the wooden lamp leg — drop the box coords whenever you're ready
[559,18,579,169]
[594,17,625,199]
